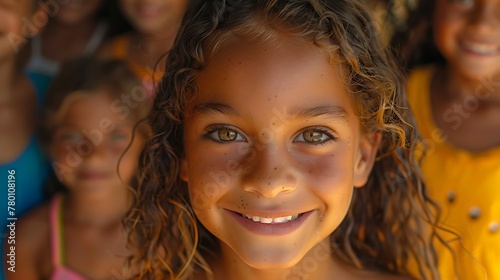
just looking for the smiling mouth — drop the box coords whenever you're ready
[461,41,500,55]
[239,213,302,224]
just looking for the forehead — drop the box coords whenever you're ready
[55,91,132,128]
[192,34,353,116]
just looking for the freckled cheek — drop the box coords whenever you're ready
[186,146,242,204]
[434,10,464,47]
[300,152,355,204]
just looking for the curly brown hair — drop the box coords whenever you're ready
[126,0,447,279]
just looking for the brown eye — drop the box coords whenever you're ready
[303,130,324,142]
[293,128,334,144]
[218,128,238,141]
[207,127,246,142]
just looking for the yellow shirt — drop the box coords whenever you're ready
[407,66,500,280]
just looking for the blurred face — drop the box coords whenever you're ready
[49,92,144,199]
[181,36,379,269]
[434,0,500,80]
[119,0,189,35]
[0,0,34,61]
[54,0,102,26]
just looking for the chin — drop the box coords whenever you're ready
[236,247,305,270]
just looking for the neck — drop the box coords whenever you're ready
[213,239,343,280]
[128,17,182,70]
[129,31,175,67]
[440,64,500,103]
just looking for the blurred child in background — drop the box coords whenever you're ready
[7,59,150,280]
[0,0,50,248]
[19,0,107,78]
[396,0,500,278]
[98,0,197,100]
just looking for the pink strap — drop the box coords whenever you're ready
[49,195,62,267]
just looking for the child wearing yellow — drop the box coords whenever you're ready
[400,0,500,278]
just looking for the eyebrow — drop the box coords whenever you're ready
[193,102,241,117]
[193,102,348,122]
[291,105,348,122]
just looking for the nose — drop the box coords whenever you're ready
[80,139,108,165]
[241,144,298,198]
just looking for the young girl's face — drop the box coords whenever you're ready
[434,0,500,79]
[49,92,143,198]
[54,0,102,26]
[0,0,33,60]
[119,0,189,35]
[181,36,379,269]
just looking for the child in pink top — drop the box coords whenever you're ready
[9,59,150,280]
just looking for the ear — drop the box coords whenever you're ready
[353,132,381,188]
[180,157,189,182]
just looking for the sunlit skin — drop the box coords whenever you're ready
[431,0,500,152]
[181,35,383,280]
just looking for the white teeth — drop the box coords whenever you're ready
[462,41,499,55]
[241,214,300,224]
[273,217,285,223]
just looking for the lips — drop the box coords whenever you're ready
[137,5,164,18]
[227,210,313,235]
[77,171,109,180]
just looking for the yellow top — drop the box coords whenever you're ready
[407,66,500,280]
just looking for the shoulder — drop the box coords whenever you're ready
[15,202,51,253]
[338,263,416,280]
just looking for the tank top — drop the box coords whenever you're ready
[25,22,107,77]
[50,195,87,280]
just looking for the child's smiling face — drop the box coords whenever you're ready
[49,92,144,199]
[434,0,500,80]
[181,35,379,269]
